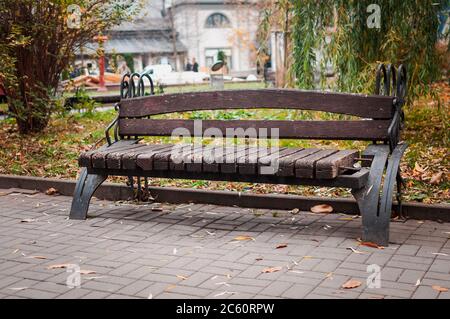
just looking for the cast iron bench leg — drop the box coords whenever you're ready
[352,145,390,246]
[378,143,409,228]
[70,168,108,220]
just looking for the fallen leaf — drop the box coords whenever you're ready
[262,266,282,273]
[432,285,449,292]
[303,256,313,260]
[255,257,263,261]
[347,247,366,254]
[415,279,421,286]
[233,235,255,241]
[360,242,384,249]
[177,275,188,280]
[27,255,47,260]
[414,162,425,174]
[276,243,288,249]
[430,172,443,185]
[338,217,354,221]
[45,187,58,196]
[21,218,36,223]
[342,280,362,289]
[310,204,333,214]
[290,208,300,215]
[80,270,96,275]
[47,263,72,270]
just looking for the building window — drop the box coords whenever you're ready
[205,13,231,28]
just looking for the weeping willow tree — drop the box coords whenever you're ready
[259,1,447,99]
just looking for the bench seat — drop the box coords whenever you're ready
[79,141,363,182]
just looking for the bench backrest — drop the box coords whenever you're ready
[116,65,405,142]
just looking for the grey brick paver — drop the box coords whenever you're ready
[0,190,449,299]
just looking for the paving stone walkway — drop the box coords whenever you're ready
[0,188,449,299]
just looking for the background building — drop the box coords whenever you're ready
[165,0,259,76]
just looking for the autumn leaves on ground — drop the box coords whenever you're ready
[0,82,448,204]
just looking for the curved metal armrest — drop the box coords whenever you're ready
[105,116,119,146]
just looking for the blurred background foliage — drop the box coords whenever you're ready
[258,0,448,101]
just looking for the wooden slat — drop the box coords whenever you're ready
[277,149,321,176]
[122,144,173,170]
[118,119,391,141]
[106,144,149,169]
[170,144,202,171]
[91,142,142,169]
[315,150,360,179]
[152,147,179,171]
[79,140,139,168]
[295,150,339,179]
[238,147,285,175]
[258,147,304,175]
[202,146,241,173]
[119,89,394,119]
[221,146,259,174]
[136,144,175,171]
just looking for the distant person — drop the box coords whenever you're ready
[185,60,192,71]
[192,58,199,72]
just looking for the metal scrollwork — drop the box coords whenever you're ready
[120,72,155,99]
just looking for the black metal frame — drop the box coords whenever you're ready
[70,64,409,246]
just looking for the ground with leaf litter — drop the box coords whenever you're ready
[0,189,449,299]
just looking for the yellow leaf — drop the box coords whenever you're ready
[45,187,58,195]
[342,280,362,289]
[262,266,282,273]
[432,285,449,292]
[233,235,255,241]
[310,204,333,214]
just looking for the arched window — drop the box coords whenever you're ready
[205,13,231,28]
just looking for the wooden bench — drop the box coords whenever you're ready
[70,64,408,246]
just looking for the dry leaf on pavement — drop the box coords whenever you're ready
[360,241,384,249]
[276,243,288,249]
[342,280,362,289]
[290,208,300,215]
[45,187,58,195]
[432,285,449,292]
[27,255,47,260]
[21,218,36,223]
[310,204,333,214]
[47,263,72,270]
[80,270,96,275]
[176,275,188,280]
[262,266,282,273]
[234,235,255,241]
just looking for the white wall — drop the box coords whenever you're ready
[172,3,259,75]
